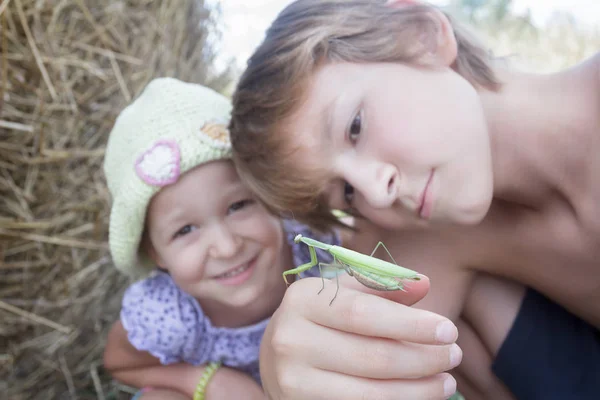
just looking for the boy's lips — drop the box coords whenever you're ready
[418,170,435,219]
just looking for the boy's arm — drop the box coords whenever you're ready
[104,320,265,399]
[412,259,474,322]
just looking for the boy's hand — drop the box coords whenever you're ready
[259,275,462,400]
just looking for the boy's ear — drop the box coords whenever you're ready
[386,0,458,68]
[430,8,458,68]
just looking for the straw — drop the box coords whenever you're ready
[0,1,230,398]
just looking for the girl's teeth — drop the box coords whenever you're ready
[217,263,250,279]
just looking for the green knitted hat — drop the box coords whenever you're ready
[103,78,232,277]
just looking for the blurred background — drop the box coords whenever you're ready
[215,0,600,90]
[0,1,598,399]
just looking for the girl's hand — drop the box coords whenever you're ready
[259,275,462,400]
[204,367,265,400]
[105,321,265,399]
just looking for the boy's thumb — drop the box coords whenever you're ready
[338,273,430,306]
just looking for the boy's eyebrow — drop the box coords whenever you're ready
[321,94,340,143]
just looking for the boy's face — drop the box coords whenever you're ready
[145,160,288,309]
[287,61,494,229]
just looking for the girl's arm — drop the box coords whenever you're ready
[104,320,264,399]
[103,320,159,372]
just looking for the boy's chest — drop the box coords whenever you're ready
[478,204,600,329]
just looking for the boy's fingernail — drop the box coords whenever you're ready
[435,320,458,343]
[449,343,462,367]
[444,375,457,398]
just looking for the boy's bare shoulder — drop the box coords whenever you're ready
[594,51,600,83]
[591,52,600,109]
[582,51,600,112]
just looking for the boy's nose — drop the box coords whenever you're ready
[353,162,399,209]
[208,225,242,259]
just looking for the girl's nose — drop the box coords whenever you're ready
[208,225,242,259]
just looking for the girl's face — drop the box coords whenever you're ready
[145,160,289,309]
[287,61,494,229]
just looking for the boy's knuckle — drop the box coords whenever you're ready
[345,294,369,327]
[277,368,301,397]
[355,342,393,374]
[283,281,309,306]
[371,343,395,372]
[410,317,426,340]
[270,327,295,357]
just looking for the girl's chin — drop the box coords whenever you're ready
[222,289,265,309]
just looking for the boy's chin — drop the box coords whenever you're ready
[450,198,492,225]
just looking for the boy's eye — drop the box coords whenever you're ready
[173,224,196,239]
[348,110,362,143]
[343,182,354,205]
[228,199,254,214]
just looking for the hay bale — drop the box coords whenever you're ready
[0,1,230,398]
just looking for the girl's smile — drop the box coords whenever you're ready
[213,256,258,286]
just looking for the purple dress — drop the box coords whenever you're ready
[120,220,340,384]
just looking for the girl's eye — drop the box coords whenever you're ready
[174,224,196,239]
[348,110,362,143]
[228,199,255,214]
[343,182,354,205]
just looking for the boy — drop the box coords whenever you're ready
[229,0,600,398]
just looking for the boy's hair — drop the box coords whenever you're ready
[230,0,499,232]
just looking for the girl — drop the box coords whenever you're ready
[229,0,600,399]
[101,78,405,399]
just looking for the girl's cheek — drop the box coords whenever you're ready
[264,216,285,243]
[176,247,207,279]
[244,210,281,240]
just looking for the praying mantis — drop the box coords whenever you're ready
[284,234,421,305]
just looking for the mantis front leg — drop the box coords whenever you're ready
[282,244,342,304]
[283,244,318,285]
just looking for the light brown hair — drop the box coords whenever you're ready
[230,0,499,232]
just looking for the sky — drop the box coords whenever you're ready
[209,0,600,72]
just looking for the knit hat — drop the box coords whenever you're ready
[103,78,232,277]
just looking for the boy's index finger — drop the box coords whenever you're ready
[337,273,431,306]
[290,277,457,345]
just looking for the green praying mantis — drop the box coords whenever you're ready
[284,234,421,305]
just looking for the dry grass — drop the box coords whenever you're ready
[0,1,229,398]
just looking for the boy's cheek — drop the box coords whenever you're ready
[361,206,415,231]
